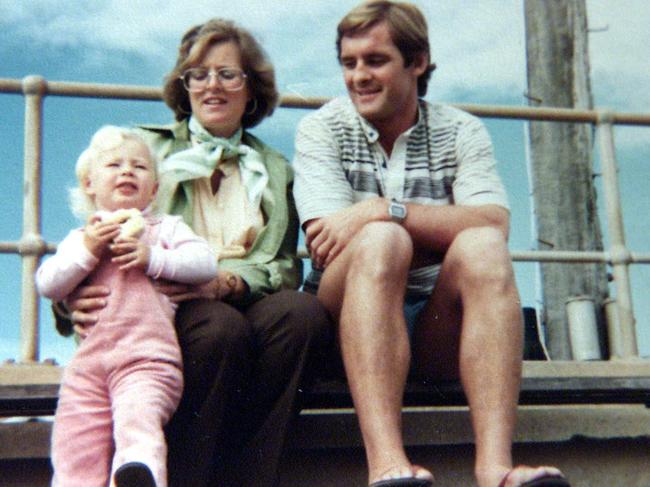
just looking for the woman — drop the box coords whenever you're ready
[59,18,332,487]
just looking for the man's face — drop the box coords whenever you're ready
[339,21,425,128]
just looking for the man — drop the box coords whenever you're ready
[293,2,571,487]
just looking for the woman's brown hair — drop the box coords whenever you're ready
[163,18,278,128]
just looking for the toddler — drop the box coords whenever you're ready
[36,126,217,487]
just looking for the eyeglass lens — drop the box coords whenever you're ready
[182,68,246,91]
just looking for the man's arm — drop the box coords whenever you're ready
[304,197,390,268]
[293,106,356,230]
[306,198,509,268]
[401,203,509,266]
[397,108,510,265]
[405,201,508,243]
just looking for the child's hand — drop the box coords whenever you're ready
[83,216,121,258]
[110,238,151,272]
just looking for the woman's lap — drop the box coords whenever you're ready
[167,290,333,487]
[173,291,332,393]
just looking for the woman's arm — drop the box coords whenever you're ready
[52,285,111,337]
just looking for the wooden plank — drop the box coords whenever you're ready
[2,366,650,416]
[0,384,59,417]
[301,375,650,409]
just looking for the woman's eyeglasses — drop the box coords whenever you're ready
[180,67,248,92]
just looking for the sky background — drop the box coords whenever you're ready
[1,0,649,365]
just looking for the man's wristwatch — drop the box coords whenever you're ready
[388,199,407,224]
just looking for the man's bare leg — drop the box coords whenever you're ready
[414,227,524,487]
[317,222,432,484]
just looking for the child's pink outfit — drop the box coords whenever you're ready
[36,213,217,487]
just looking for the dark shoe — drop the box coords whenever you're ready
[521,475,571,487]
[114,462,156,487]
[500,469,571,487]
[369,478,433,487]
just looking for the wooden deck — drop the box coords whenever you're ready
[2,359,650,485]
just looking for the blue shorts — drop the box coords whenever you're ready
[404,294,429,338]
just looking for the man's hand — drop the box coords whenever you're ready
[83,216,121,258]
[110,238,151,272]
[306,198,388,268]
[64,284,110,338]
[155,272,246,303]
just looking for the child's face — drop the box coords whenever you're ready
[84,138,158,212]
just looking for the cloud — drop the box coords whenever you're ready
[587,0,650,108]
[2,0,648,141]
[1,1,525,95]
[422,0,526,102]
[585,0,650,148]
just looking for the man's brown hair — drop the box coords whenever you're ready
[337,0,436,97]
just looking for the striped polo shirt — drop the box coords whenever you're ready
[293,96,509,295]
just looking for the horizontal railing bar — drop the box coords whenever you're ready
[4,238,650,265]
[2,78,650,126]
[512,251,650,264]
[511,250,607,262]
[0,78,160,101]
[0,79,21,92]
[454,103,650,126]
[45,80,161,101]
[277,94,331,109]
[0,242,57,255]
[294,248,650,264]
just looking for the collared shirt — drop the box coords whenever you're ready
[293,96,509,295]
[191,159,265,261]
[134,119,302,304]
[372,110,423,201]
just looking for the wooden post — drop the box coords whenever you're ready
[524,0,609,359]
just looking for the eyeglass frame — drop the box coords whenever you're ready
[179,67,249,92]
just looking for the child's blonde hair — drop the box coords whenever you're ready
[69,126,158,220]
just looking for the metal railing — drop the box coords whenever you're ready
[2,75,650,363]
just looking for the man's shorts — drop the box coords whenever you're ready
[404,293,429,338]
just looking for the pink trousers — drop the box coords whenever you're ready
[51,257,183,487]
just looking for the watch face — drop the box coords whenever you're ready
[390,202,406,221]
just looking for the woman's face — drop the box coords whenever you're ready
[188,41,251,138]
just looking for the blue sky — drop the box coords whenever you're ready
[2,0,650,364]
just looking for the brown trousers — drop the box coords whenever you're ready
[166,290,332,487]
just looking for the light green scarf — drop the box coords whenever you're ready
[159,116,269,206]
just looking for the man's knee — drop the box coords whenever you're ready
[448,226,513,285]
[349,222,413,278]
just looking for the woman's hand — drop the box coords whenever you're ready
[64,284,111,338]
[110,238,151,272]
[155,272,247,303]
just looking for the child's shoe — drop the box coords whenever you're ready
[114,461,156,487]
